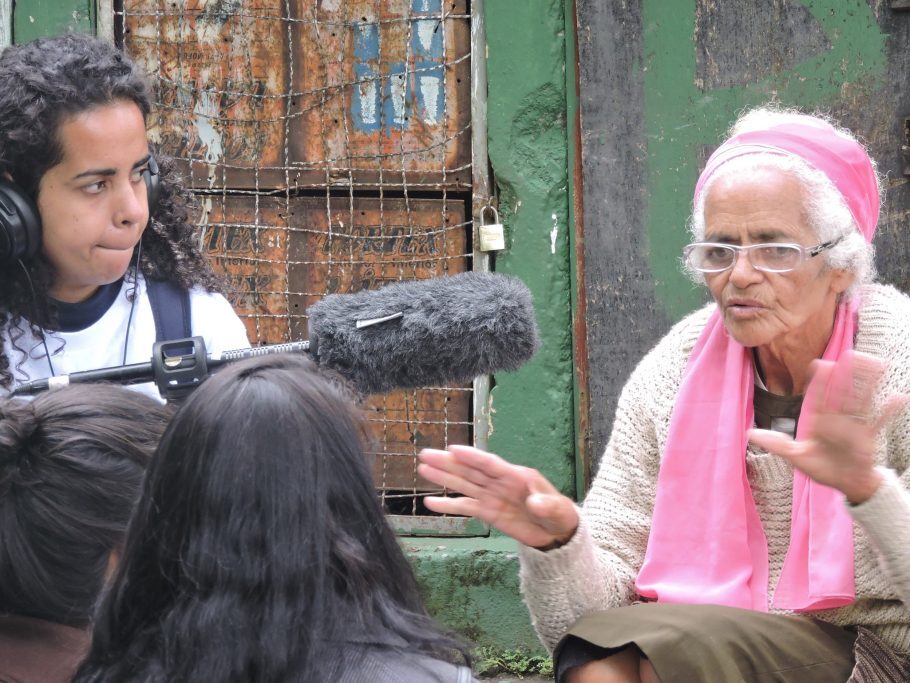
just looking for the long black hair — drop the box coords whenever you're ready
[0,384,172,626]
[0,32,225,388]
[76,355,469,682]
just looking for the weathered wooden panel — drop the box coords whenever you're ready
[1,1,13,49]
[201,194,467,338]
[694,1,830,91]
[284,196,467,336]
[366,386,471,493]
[575,0,668,480]
[122,0,471,189]
[124,1,291,189]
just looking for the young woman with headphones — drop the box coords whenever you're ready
[0,33,249,398]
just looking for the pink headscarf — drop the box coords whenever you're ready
[635,116,879,612]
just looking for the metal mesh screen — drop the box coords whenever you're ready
[119,0,474,521]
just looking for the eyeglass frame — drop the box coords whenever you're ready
[682,236,844,274]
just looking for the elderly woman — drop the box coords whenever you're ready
[418,108,910,683]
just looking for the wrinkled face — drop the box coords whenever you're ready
[37,100,151,303]
[702,168,853,349]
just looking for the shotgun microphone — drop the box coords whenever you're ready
[307,271,540,393]
[9,272,540,397]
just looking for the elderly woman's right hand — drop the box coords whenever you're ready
[417,445,579,550]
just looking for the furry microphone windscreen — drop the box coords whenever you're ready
[306,272,540,394]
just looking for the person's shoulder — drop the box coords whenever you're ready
[859,282,910,318]
[857,285,910,397]
[135,275,247,350]
[181,283,239,319]
[336,645,477,683]
[631,301,715,377]
[858,283,910,341]
[137,275,226,305]
[185,284,231,304]
[185,287,250,350]
[663,301,716,352]
[383,655,475,683]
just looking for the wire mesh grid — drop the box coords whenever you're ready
[119,0,475,521]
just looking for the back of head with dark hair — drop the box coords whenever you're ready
[76,355,469,682]
[0,384,171,627]
[0,33,225,388]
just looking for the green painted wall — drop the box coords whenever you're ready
[13,0,94,43]
[407,536,541,654]
[485,0,576,500]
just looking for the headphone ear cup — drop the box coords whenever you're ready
[0,181,41,265]
[144,155,161,215]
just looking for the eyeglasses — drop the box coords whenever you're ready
[683,236,843,274]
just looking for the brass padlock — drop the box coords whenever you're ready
[478,206,505,252]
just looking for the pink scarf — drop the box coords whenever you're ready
[635,118,879,612]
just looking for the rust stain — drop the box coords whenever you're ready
[123,2,475,496]
[124,0,472,189]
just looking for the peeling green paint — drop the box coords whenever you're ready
[643,0,887,319]
[485,0,575,499]
[13,0,94,44]
[406,536,543,654]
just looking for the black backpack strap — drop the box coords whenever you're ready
[146,278,192,342]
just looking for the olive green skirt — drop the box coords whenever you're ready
[554,603,857,683]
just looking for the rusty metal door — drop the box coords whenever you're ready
[120,0,482,530]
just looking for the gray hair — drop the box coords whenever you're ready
[687,107,880,298]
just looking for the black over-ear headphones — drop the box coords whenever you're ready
[0,155,160,265]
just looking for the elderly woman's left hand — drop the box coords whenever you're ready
[748,351,909,505]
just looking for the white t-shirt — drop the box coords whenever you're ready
[4,275,250,401]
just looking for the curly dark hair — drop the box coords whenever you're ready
[0,33,226,388]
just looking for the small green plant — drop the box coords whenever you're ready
[473,645,554,678]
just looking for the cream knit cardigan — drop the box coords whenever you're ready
[519,283,910,655]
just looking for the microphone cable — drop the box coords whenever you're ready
[121,238,142,365]
[17,258,55,377]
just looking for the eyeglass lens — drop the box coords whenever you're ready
[688,244,803,272]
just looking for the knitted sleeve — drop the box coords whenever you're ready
[517,308,705,652]
[849,283,910,610]
[849,467,910,606]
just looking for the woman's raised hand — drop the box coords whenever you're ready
[749,351,908,504]
[417,445,579,550]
